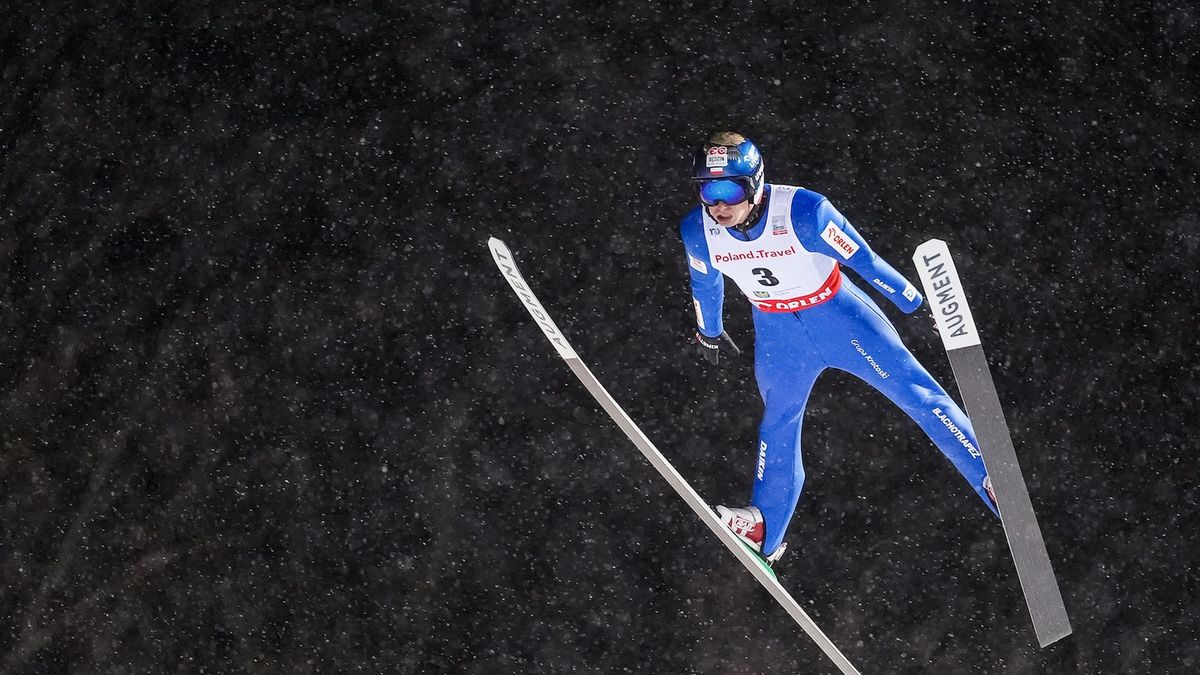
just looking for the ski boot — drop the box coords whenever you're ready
[983,475,998,511]
[715,505,786,566]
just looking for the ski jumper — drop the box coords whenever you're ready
[680,184,998,555]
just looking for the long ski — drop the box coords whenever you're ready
[489,237,860,675]
[913,239,1072,647]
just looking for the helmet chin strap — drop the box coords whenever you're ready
[732,197,766,233]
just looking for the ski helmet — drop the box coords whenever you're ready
[692,132,765,207]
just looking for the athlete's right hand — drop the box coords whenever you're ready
[697,332,721,364]
[696,331,741,365]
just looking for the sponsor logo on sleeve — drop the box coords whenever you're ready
[688,254,708,274]
[821,221,860,259]
[902,284,917,301]
[872,278,896,294]
[756,441,768,480]
[693,298,705,330]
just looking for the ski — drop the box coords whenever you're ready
[489,237,860,675]
[912,239,1072,648]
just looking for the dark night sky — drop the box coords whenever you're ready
[2,2,1198,673]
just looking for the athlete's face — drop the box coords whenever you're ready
[707,199,753,227]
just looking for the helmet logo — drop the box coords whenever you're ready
[706,146,729,169]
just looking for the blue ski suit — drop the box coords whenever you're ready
[680,185,997,555]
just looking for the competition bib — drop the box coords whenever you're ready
[702,185,841,312]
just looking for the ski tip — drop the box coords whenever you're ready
[488,237,511,262]
[913,238,949,256]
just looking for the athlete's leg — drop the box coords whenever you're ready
[749,312,825,554]
[822,282,998,516]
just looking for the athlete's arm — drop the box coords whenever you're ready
[679,209,725,337]
[798,197,924,314]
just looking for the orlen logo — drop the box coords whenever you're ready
[752,267,842,313]
[821,221,860,260]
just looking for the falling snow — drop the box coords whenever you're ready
[2,2,1198,673]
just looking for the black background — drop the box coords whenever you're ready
[3,2,1198,673]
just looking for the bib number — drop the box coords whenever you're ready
[752,268,779,287]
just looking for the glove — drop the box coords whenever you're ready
[696,331,742,365]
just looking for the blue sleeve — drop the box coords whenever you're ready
[679,209,725,337]
[795,197,924,314]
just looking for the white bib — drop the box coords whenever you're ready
[701,185,842,312]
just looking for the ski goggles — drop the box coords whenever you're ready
[695,178,753,206]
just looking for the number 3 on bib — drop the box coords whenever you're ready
[752,268,779,286]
